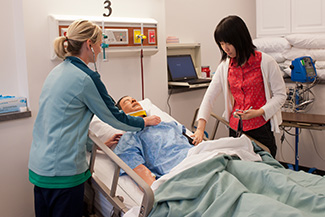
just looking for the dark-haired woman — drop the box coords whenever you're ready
[192,15,286,158]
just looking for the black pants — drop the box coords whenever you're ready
[34,183,84,217]
[229,121,277,158]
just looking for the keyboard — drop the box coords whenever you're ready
[187,79,211,84]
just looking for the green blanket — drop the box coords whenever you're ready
[149,150,325,217]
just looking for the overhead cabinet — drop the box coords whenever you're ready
[256,0,325,37]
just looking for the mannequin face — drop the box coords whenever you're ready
[119,96,143,114]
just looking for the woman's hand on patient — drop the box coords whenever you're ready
[191,118,207,146]
[104,133,123,148]
[191,129,204,146]
[144,115,161,126]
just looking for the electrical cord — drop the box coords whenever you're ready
[280,126,325,164]
[298,77,318,94]
[284,80,316,113]
[294,88,315,112]
[167,88,173,115]
[91,48,98,72]
[307,130,325,161]
[280,126,301,137]
[279,129,296,163]
[280,126,299,163]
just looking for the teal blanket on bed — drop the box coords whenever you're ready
[149,149,325,217]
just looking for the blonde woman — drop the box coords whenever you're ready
[28,20,160,217]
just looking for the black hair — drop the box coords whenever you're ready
[214,15,256,66]
[115,95,129,110]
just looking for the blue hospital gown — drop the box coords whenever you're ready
[113,121,192,178]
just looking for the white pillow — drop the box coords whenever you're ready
[282,47,325,61]
[315,60,325,69]
[316,68,325,80]
[253,37,291,53]
[285,34,325,49]
[138,98,159,116]
[282,67,291,77]
[139,98,176,123]
[267,52,286,63]
[279,60,292,67]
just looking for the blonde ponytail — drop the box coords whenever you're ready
[53,36,68,59]
[53,20,102,60]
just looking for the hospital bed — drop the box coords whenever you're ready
[85,99,253,216]
[85,99,325,217]
[85,99,189,216]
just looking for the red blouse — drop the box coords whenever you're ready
[228,51,267,132]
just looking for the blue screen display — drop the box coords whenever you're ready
[167,55,197,81]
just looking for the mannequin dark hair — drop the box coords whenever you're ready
[214,15,256,66]
[116,96,129,110]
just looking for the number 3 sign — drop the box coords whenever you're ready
[103,0,112,17]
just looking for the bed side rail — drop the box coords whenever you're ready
[88,130,154,217]
[191,108,270,153]
[191,108,220,141]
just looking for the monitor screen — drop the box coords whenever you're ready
[167,55,197,81]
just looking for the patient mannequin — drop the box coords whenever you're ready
[111,96,192,186]
[92,97,263,187]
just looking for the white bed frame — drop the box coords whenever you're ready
[85,130,154,217]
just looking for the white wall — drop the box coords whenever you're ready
[1,0,166,216]
[165,0,257,139]
[0,1,33,216]
[0,0,29,97]
[0,1,18,95]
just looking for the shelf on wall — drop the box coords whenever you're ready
[166,43,201,49]
[101,47,158,58]
[166,42,206,94]
[168,84,209,94]
[0,111,32,122]
[166,42,202,76]
[49,14,159,59]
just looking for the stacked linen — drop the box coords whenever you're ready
[253,37,291,77]
[253,34,325,80]
[166,36,179,44]
[283,34,325,80]
[253,37,291,63]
